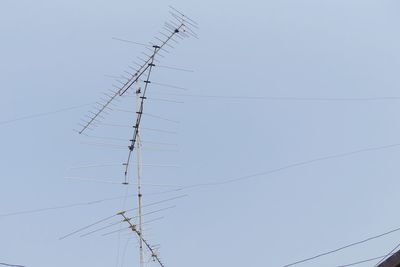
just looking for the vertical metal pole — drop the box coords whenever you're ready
[132,47,156,267]
[135,88,145,267]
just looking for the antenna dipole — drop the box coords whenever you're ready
[74,8,198,267]
[78,22,187,135]
[118,212,166,267]
[123,45,157,184]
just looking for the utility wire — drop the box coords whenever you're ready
[6,141,400,227]
[156,65,194,72]
[0,103,90,126]
[0,263,26,267]
[0,195,135,218]
[108,141,400,198]
[5,140,399,235]
[112,37,152,47]
[4,94,400,126]
[179,142,400,190]
[374,241,400,266]
[282,225,400,267]
[60,214,117,240]
[337,253,395,267]
[80,206,175,237]
[59,195,187,239]
[5,94,400,126]
[153,92,400,102]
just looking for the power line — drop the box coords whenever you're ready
[0,195,135,218]
[7,141,399,222]
[98,141,400,199]
[112,37,152,47]
[337,253,394,267]
[282,225,400,267]
[153,92,400,102]
[374,241,400,266]
[0,263,26,267]
[3,94,400,127]
[0,103,91,126]
[80,206,175,238]
[59,195,187,240]
[177,142,400,190]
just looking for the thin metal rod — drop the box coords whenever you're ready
[0,262,26,267]
[112,37,152,47]
[79,91,120,134]
[374,241,400,266]
[156,64,194,72]
[59,214,117,240]
[123,46,157,184]
[168,6,199,26]
[78,22,186,134]
[119,23,185,96]
[120,213,166,267]
[103,217,165,237]
[80,206,174,238]
[136,106,145,267]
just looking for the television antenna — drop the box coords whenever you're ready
[71,6,198,267]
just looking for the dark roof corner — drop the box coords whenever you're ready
[379,250,400,267]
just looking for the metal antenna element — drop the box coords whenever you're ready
[73,8,197,267]
[136,97,145,267]
[123,48,156,185]
[119,212,166,267]
[77,8,196,135]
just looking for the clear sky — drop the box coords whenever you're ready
[1,1,400,267]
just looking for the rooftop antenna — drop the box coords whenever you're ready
[77,7,197,135]
[74,6,198,267]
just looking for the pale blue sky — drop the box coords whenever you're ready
[1,1,400,267]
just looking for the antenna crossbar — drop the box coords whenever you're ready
[123,46,156,185]
[118,23,184,96]
[119,213,166,267]
[78,21,187,134]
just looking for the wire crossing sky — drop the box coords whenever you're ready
[0,263,26,267]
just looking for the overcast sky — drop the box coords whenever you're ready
[1,1,400,267]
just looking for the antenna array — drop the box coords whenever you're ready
[71,6,198,267]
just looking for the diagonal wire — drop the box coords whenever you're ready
[80,206,175,238]
[282,225,400,267]
[374,241,400,266]
[153,92,400,101]
[0,263,26,267]
[79,21,188,134]
[59,214,117,240]
[116,186,130,267]
[156,65,194,72]
[59,195,187,240]
[112,37,152,47]
[180,142,400,190]
[0,103,91,126]
[0,195,135,218]
[337,253,395,267]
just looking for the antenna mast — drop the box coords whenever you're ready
[73,7,198,267]
[136,88,145,267]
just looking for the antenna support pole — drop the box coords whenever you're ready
[136,90,145,267]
